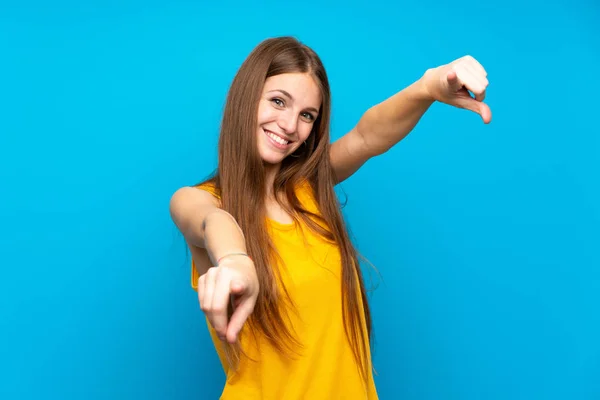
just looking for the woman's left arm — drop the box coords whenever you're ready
[330,55,491,184]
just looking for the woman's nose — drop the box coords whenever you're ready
[277,111,298,134]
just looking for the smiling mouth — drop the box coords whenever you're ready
[264,129,292,147]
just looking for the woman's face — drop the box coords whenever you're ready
[256,73,322,165]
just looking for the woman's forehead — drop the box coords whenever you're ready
[263,73,322,108]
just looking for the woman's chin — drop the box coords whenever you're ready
[259,149,287,165]
[261,157,284,166]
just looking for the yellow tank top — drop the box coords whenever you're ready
[191,180,378,399]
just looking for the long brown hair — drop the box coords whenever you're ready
[204,36,373,380]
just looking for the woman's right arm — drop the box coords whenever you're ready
[169,186,259,343]
[169,186,246,268]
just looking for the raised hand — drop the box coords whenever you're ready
[423,55,492,124]
[197,254,259,344]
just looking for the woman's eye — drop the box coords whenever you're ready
[271,98,284,107]
[302,113,314,121]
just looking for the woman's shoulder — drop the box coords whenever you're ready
[294,178,320,212]
[191,177,314,206]
[194,179,221,200]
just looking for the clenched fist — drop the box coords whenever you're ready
[423,55,492,124]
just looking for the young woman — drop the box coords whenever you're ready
[170,36,490,399]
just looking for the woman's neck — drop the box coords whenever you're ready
[263,162,281,199]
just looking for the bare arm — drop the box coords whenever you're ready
[169,186,247,273]
[170,186,259,343]
[330,78,433,184]
[330,56,491,184]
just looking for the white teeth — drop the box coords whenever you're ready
[266,131,289,145]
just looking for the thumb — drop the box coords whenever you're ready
[479,102,492,124]
[453,95,492,124]
[230,279,247,295]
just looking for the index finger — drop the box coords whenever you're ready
[226,297,254,343]
[209,273,233,339]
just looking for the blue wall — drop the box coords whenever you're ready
[1,1,598,399]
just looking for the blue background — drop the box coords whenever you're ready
[1,1,599,399]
